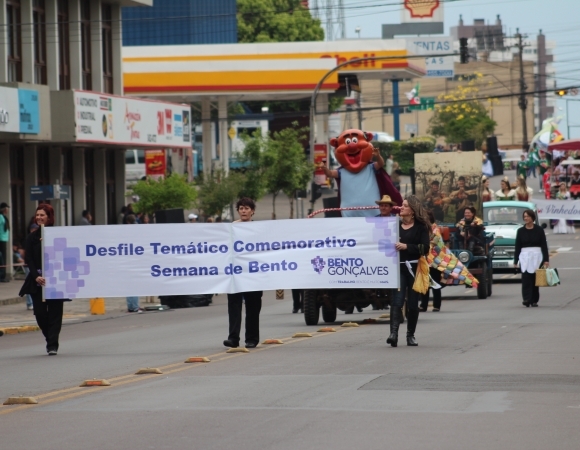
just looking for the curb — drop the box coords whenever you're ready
[0,297,25,306]
[0,325,40,336]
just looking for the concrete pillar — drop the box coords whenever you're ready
[21,0,35,83]
[111,4,123,95]
[0,145,12,278]
[202,98,212,176]
[23,146,38,226]
[45,0,59,90]
[93,149,107,225]
[67,0,82,90]
[0,0,8,82]
[48,147,63,226]
[114,149,125,221]
[90,0,103,93]
[72,149,86,225]
[315,94,329,146]
[218,96,229,174]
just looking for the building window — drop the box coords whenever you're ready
[6,0,22,82]
[102,4,113,94]
[10,147,25,244]
[80,0,92,90]
[58,0,70,90]
[84,149,95,223]
[33,0,47,84]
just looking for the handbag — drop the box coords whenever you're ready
[535,269,548,287]
[535,268,560,287]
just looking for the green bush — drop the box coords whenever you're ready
[373,136,436,175]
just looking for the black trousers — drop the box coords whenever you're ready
[521,272,540,305]
[0,240,6,281]
[31,291,64,352]
[420,268,442,310]
[393,265,420,312]
[227,291,263,345]
[291,289,303,310]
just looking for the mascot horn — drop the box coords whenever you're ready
[321,129,403,217]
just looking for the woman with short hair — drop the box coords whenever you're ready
[514,209,549,307]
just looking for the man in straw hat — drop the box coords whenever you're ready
[375,195,396,217]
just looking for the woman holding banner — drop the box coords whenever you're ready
[19,204,67,355]
[223,198,263,349]
[387,195,430,347]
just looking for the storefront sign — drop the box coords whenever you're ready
[402,0,443,22]
[19,89,40,133]
[0,86,20,133]
[406,37,454,78]
[145,149,166,178]
[73,91,191,148]
[42,217,400,299]
[535,199,580,220]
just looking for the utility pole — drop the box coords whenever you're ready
[515,29,529,151]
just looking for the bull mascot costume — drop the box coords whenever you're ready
[320,129,403,215]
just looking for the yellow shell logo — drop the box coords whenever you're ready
[404,0,440,18]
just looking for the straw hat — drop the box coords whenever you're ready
[375,195,396,205]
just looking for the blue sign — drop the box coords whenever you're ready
[19,89,40,134]
[30,185,71,201]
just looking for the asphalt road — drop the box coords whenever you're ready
[1,227,579,449]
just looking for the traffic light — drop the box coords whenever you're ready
[459,38,469,64]
[310,182,322,203]
[555,89,568,96]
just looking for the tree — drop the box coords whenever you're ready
[132,174,197,216]
[237,0,324,43]
[195,170,245,218]
[428,73,497,149]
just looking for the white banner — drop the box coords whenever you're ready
[0,86,20,133]
[74,91,191,148]
[536,199,580,220]
[42,218,400,299]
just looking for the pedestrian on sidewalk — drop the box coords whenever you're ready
[19,204,68,355]
[223,198,263,349]
[0,202,10,282]
[387,195,429,348]
[79,210,92,225]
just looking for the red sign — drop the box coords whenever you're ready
[145,149,166,178]
[313,144,328,185]
[404,0,440,18]
[165,109,172,134]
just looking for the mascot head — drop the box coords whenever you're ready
[330,129,375,174]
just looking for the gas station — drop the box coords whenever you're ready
[122,39,426,175]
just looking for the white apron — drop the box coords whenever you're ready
[519,247,543,274]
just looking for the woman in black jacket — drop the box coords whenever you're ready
[19,204,66,355]
[514,209,549,307]
[387,195,430,347]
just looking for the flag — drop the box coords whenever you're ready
[405,83,420,105]
[550,125,564,143]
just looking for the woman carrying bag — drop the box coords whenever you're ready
[387,195,430,347]
[514,209,549,307]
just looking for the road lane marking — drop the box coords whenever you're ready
[557,247,573,252]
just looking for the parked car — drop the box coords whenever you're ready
[482,200,542,276]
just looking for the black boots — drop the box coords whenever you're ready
[406,309,419,346]
[387,308,400,347]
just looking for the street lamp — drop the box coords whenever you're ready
[355,26,361,38]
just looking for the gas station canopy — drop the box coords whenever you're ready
[123,39,426,101]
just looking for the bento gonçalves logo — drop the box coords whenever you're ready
[311,256,325,275]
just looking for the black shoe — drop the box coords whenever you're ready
[419,307,427,312]
[245,342,258,349]
[48,349,57,356]
[356,306,364,312]
[386,333,398,347]
[406,336,418,346]
[522,302,530,307]
[292,308,298,313]
[223,340,239,348]
[531,303,538,307]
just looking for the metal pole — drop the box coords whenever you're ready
[566,99,570,139]
[517,31,529,150]
[393,80,400,141]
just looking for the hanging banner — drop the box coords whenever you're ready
[535,199,580,220]
[41,217,400,299]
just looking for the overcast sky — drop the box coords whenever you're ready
[338,0,580,137]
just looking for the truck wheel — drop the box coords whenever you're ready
[344,305,354,314]
[487,269,493,296]
[477,267,488,299]
[322,304,337,323]
[303,290,320,325]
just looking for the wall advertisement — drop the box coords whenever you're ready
[73,91,191,148]
[42,217,400,299]
[0,86,21,133]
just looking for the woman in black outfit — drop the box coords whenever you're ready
[388,195,430,347]
[19,204,66,355]
[514,209,549,307]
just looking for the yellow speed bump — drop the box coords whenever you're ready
[341,322,359,327]
[317,327,336,332]
[292,332,313,338]
[184,357,211,363]
[80,379,111,387]
[263,339,284,345]
[135,368,163,374]
[3,396,38,405]
[379,314,390,319]
[226,347,249,353]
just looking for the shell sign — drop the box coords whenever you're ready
[402,0,443,22]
